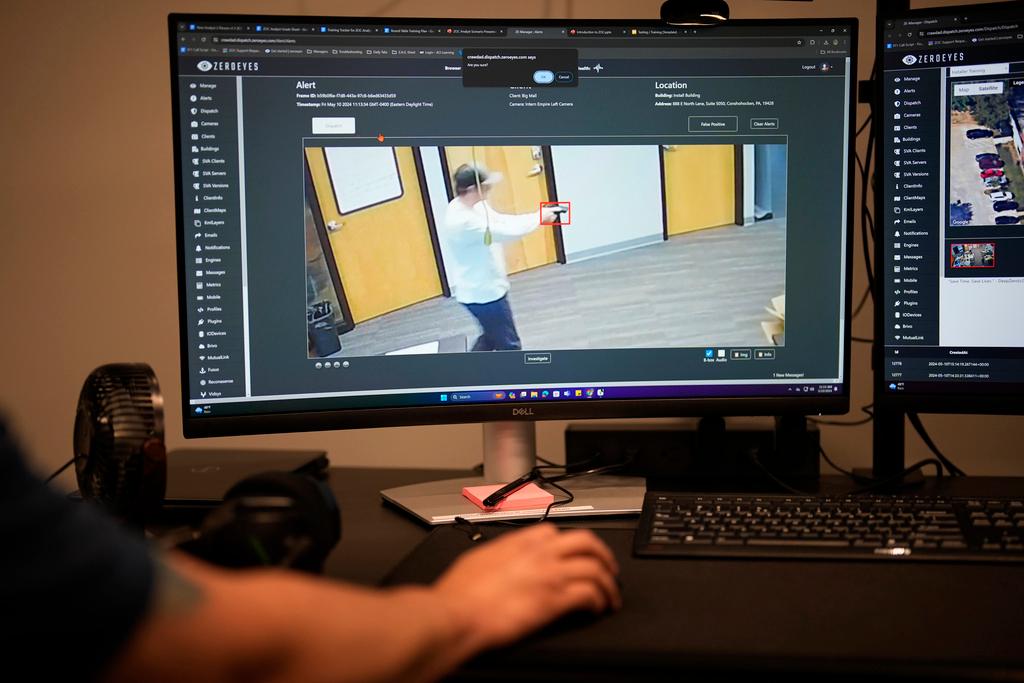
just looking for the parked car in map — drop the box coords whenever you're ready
[976,152,1000,161]
[978,158,1005,169]
[989,191,1014,201]
[995,215,1020,225]
[981,168,1005,178]
[967,128,995,139]
[985,175,1008,187]
[993,201,1019,212]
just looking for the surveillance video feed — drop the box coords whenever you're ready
[304,143,789,358]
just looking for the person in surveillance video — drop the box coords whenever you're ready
[443,163,562,351]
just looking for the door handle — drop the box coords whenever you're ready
[526,163,544,177]
[327,220,344,232]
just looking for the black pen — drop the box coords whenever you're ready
[482,470,538,508]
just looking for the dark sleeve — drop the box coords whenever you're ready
[0,418,155,682]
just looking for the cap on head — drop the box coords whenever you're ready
[452,163,502,195]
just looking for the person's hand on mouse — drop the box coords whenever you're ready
[432,523,621,652]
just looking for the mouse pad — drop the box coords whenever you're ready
[382,525,633,596]
[381,525,1024,680]
[382,524,555,586]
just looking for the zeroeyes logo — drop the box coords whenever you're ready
[900,52,964,66]
[195,60,260,73]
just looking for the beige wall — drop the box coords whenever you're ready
[1,0,1020,488]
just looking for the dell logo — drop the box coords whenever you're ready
[512,408,534,416]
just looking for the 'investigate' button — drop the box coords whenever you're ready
[524,352,552,364]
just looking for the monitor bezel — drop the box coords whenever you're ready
[872,1,1024,416]
[169,13,858,439]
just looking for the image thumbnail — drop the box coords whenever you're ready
[950,242,995,269]
[303,143,789,358]
[948,78,1024,227]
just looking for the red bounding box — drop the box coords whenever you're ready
[540,201,571,226]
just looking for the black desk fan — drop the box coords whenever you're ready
[73,363,167,522]
[72,363,341,573]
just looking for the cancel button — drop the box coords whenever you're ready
[750,118,779,130]
[524,352,552,364]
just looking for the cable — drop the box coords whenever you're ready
[751,441,942,497]
[748,451,814,495]
[907,412,966,476]
[855,113,873,138]
[535,476,574,522]
[842,458,943,495]
[852,283,872,319]
[809,403,873,427]
[45,458,74,484]
[484,455,633,526]
[818,445,868,481]
[858,132,876,295]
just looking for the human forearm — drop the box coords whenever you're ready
[488,206,544,241]
[106,553,483,683]
[106,525,620,683]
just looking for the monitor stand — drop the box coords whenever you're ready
[380,421,645,525]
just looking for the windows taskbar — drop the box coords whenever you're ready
[189,381,843,416]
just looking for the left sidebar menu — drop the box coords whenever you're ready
[181,77,247,403]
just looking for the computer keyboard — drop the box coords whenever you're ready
[635,492,1024,561]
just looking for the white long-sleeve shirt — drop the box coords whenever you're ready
[442,197,542,305]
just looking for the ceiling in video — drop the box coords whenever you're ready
[948,78,1024,228]
[303,143,788,359]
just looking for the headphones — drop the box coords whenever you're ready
[74,363,341,573]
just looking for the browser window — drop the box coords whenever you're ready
[880,6,1024,394]
[172,17,853,416]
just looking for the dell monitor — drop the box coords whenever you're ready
[169,14,856,521]
[875,1,1024,476]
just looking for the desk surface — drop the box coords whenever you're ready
[323,469,1024,681]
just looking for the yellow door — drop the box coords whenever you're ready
[305,147,442,323]
[444,146,558,274]
[662,145,736,235]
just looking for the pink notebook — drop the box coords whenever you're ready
[462,482,554,511]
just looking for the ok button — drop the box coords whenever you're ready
[532,70,555,84]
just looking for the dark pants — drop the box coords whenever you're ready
[463,295,522,351]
